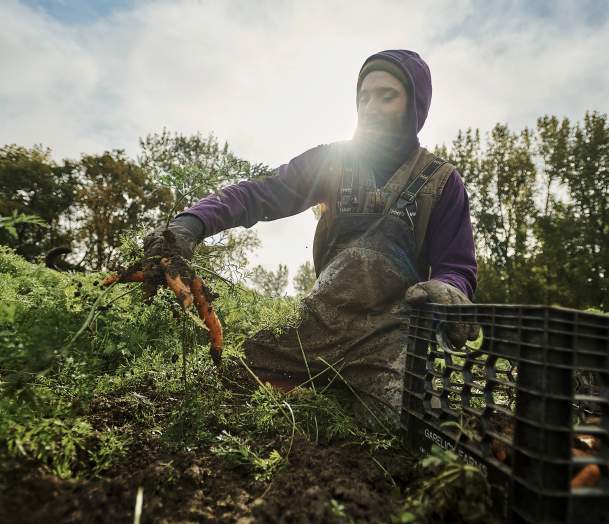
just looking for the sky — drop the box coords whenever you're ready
[2,0,609,291]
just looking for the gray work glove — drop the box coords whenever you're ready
[143,223,197,262]
[405,279,480,348]
[142,218,202,299]
[143,214,204,261]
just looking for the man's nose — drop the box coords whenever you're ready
[359,97,380,116]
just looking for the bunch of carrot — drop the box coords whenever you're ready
[490,432,605,489]
[571,434,604,489]
[102,257,223,366]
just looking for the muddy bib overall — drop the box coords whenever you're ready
[245,143,454,424]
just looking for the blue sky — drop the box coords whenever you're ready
[22,0,134,23]
[2,0,609,289]
[22,0,609,29]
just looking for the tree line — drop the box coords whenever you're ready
[1,112,607,308]
[435,111,607,309]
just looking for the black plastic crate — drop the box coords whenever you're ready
[401,304,609,524]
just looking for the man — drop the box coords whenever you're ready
[145,49,478,423]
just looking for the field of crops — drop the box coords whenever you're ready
[0,246,494,523]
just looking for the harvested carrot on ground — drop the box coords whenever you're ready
[571,463,601,488]
[191,275,223,365]
[160,257,193,309]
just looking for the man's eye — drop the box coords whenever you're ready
[383,95,395,101]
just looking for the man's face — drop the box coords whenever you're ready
[354,70,408,146]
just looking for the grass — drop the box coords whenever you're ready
[0,245,392,472]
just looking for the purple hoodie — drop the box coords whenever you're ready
[179,50,477,299]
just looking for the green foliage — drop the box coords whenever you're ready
[3,413,93,479]
[193,229,260,283]
[138,129,265,278]
[74,150,174,270]
[0,249,391,486]
[0,246,186,476]
[211,280,300,350]
[441,111,609,309]
[0,246,88,377]
[0,245,182,382]
[329,499,349,520]
[250,263,289,297]
[0,134,263,275]
[0,210,48,239]
[394,446,492,524]
[0,145,173,270]
[0,144,78,260]
[138,129,273,212]
[293,260,316,296]
[247,385,375,445]
[0,381,130,480]
[211,430,284,481]
[0,405,129,480]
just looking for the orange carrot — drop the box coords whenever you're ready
[101,271,145,287]
[491,439,508,463]
[160,258,193,309]
[102,259,223,367]
[571,464,601,488]
[576,434,600,451]
[572,448,592,458]
[101,274,119,287]
[191,275,223,365]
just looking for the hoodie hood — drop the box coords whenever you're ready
[358,49,432,135]
[353,49,432,184]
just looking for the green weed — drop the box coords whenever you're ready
[211,430,284,482]
[393,446,492,524]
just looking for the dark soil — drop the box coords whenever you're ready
[0,395,416,524]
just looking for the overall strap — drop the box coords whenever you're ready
[337,146,359,214]
[387,157,448,228]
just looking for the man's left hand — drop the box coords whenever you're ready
[405,279,479,348]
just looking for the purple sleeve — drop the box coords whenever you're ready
[423,170,478,300]
[179,145,332,236]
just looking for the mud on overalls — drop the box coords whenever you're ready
[245,142,455,425]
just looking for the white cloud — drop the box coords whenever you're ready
[1,0,608,291]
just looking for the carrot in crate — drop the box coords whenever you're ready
[571,464,601,488]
